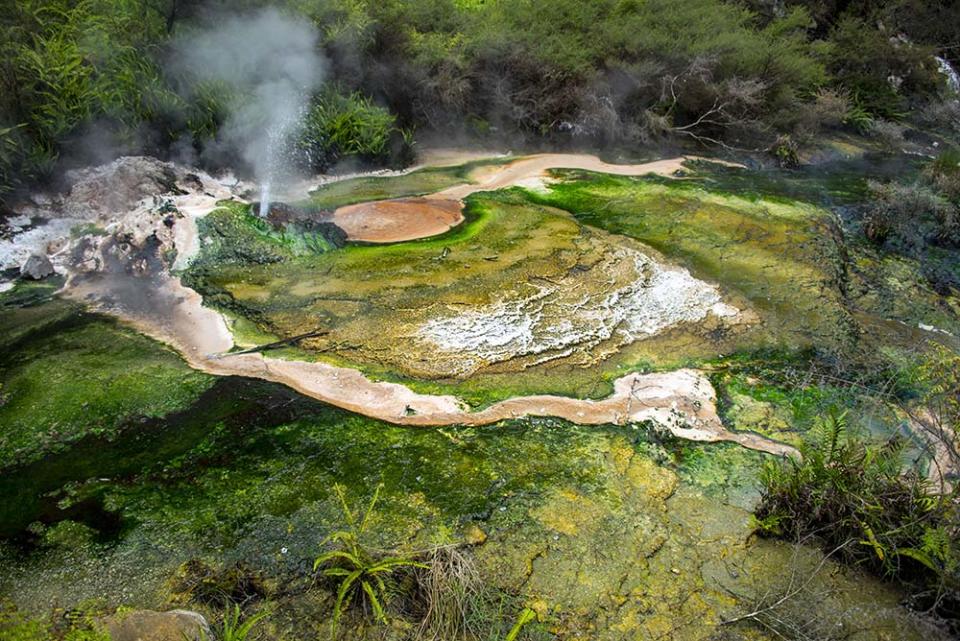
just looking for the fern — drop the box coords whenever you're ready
[811,410,847,462]
[199,605,267,641]
[314,484,427,638]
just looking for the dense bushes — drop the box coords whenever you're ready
[863,149,960,248]
[1,0,959,206]
[330,0,829,146]
[757,412,960,623]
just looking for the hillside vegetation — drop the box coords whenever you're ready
[2,0,959,206]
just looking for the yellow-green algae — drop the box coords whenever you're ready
[0,284,941,638]
[3,154,956,640]
[184,188,761,404]
[299,156,515,210]
[1,388,939,640]
[527,169,856,354]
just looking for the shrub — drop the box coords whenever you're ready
[793,87,851,138]
[756,411,960,621]
[863,151,960,248]
[827,16,938,120]
[297,90,411,172]
[926,148,960,201]
[863,179,956,247]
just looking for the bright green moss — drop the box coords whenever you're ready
[0,304,214,468]
[300,157,514,210]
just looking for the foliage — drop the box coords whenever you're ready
[756,410,960,618]
[504,607,537,641]
[826,17,935,120]
[199,605,268,641]
[0,0,180,197]
[863,150,960,248]
[916,347,960,433]
[1,0,959,200]
[313,483,427,636]
[296,89,411,172]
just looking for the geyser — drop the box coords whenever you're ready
[172,8,326,214]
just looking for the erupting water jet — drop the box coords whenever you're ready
[258,183,271,218]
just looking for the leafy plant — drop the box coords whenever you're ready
[198,605,267,641]
[756,409,960,618]
[297,89,403,172]
[313,484,427,637]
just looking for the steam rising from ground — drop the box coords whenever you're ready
[172,8,326,213]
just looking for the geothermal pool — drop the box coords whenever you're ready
[1,150,955,640]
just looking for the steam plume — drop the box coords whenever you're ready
[172,8,326,214]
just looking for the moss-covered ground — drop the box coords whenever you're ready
[0,284,214,469]
[185,162,884,406]
[0,287,941,640]
[181,155,960,414]
[299,157,513,210]
[0,367,937,640]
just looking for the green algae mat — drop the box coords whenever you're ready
[178,157,953,408]
[2,155,958,641]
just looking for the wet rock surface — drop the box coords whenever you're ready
[473,437,942,640]
[1,156,245,281]
[2,152,957,641]
[19,253,54,280]
[101,609,208,641]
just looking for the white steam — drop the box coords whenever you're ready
[173,8,326,214]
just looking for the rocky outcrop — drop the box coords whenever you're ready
[20,253,54,279]
[2,156,245,284]
[60,157,190,219]
[101,609,208,641]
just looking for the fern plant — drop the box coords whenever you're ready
[314,484,427,637]
[199,605,267,641]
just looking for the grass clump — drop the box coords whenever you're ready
[297,89,413,172]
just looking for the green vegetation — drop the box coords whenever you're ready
[757,412,960,619]
[0,302,948,640]
[855,150,960,318]
[0,601,109,641]
[0,297,213,468]
[298,89,412,172]
[3,0,959,206]
[755,345,960,625]
[314,484,427,635]
[200,605,268,641]
[864,148,960,249]
[0,0,178,199]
